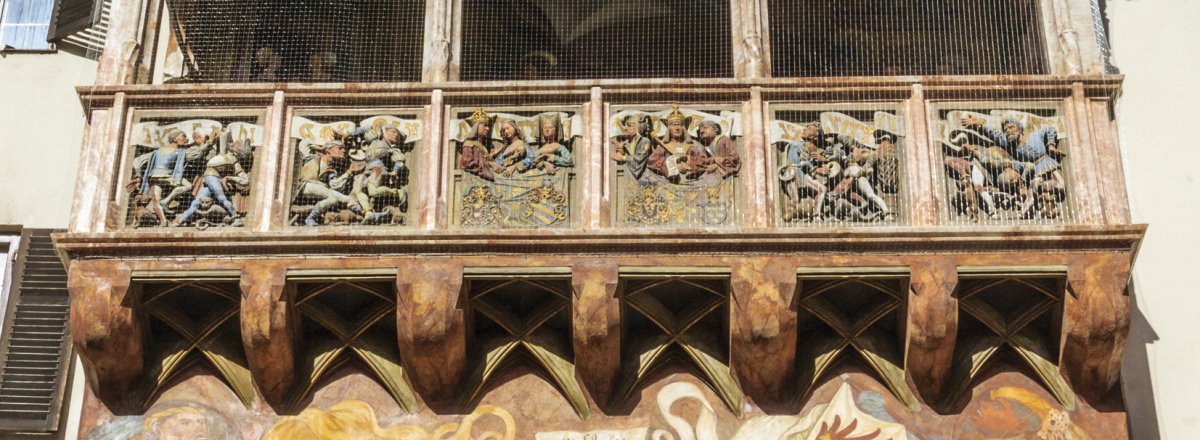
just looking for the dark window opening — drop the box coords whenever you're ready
[768,0,1047,76]
[461,0,733,80]
[166,0,424,83]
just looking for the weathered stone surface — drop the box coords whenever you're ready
[1064,253,1132,402]
[68,260,140,407]
[239,261,295,406]
[907,258,959,404]
[730,257,797,407]
[570,261,620,408]
[394,259,467,407]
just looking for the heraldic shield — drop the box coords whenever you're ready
[459,173,571,228]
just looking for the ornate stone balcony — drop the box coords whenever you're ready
[59,76,1142,424]
[62,76,1136,253]
[52,0,1149,435]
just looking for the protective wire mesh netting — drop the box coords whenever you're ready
[931,104,1075,226]
[157,0,1055,81]
[460,0,732,80]
[768,0,1047,76]
[163,0,424,82]
[122,112,265,229]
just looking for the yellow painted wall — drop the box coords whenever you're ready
[0,52,96,228]
[1110,1,1200,438]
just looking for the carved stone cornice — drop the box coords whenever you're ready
[75,75,1126,108]
[52,225,1145,263]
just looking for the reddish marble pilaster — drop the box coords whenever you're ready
[419,90,446,229]
[905,84,939,226]
[740,87,769,227]
[254,91,287,231]
[581,87,605,230]
[1065,83,1105,224]
[729,0,768,79]
[420,0,453,83]
[96,0,145,85]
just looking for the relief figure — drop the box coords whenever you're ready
[125,120,260,230]
[609,113,654,180]
[295,141,364,226]
[289,115,418,226]
[452,108,578,228]
[534,113,573,175]
[611,105,742,226]
[772,112,902,224]
[459,110,502,182]
[941,110,1068,221]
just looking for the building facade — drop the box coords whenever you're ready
[32,0,1153,438]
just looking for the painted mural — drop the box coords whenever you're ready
[81,362,1123,440]
[262,401,515,440]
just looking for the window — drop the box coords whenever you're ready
[1,0,54,51]
[164,0,425,83]
[460,0,733,80]
[0,229,72,433]
[768,0,1047,76]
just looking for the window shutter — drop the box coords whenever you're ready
[47,0,101,43]
[0,229,72,433]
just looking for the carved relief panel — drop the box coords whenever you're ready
[609,105,742,227]
[122,113,265,229]
[449,108,580,228]
[286,111,421,227]
[769,107,906,225]
[932,106,1072,223]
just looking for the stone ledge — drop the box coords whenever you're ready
[75,74,1125,106]
[52,224,1146,261]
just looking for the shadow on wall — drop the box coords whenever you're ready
[1122,279,1162,439]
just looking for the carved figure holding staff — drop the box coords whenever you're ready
[610,113,654,181]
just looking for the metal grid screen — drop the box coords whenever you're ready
[460,0,733,80]
[767,0,1048,76]
[164,0,425,83]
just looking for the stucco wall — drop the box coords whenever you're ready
[1109,1,1200,438]
[0,52,96,228]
